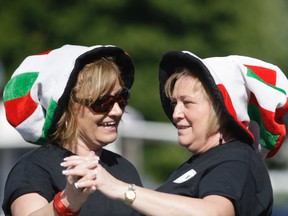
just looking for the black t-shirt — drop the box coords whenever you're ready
[2,143,142,216]
[156,141,273,216]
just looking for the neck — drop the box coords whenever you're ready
[64,140,102,157]
[194,132,232,154]
[76,145,102,157]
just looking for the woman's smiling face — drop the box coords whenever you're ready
[75,80,124,151]
[171,75,218,154]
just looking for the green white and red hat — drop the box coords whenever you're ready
[3,45,135,145]
[159,51,288,158]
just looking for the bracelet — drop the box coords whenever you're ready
[53,191,80,216]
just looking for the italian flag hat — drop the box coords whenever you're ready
[3,44,135,145]
[159,51,288,158]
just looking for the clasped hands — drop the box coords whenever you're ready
[61,151,100,193]
[60,151,124,206]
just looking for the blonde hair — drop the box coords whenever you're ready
[51,57,124,148]
[164,68,222,136]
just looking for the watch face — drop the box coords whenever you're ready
[127,190,136,199]
[124,184,136,205]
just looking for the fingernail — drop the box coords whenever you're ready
[62,170,68,175]
[92,160,98,165]
[74,182,79,189]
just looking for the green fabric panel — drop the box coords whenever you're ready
[41,99,58,140]
[3,72,39,101]
[248,105,279,150]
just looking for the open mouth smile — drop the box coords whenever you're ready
[99,121,118,127]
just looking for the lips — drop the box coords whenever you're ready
[177,125,190,129]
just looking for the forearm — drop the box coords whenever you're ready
[11,194,55,216]
[28,202,55,216]
[12,191,82,216]
[93,164,234,216]
[117,185,234,216]
[129,186,210,216]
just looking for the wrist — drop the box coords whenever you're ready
[53,191,80,216]
[124,184,136,205]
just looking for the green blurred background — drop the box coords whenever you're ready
[0,0,288,212]
[1,0,287,121]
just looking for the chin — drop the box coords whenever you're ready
[102,136,117,145]
[178,139,193,149]
[178,137,187,145]
[178,141,189,148]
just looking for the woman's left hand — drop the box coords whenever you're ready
[60,151,100,209]
[62,151,130,202]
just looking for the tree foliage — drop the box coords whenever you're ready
[0,0,287,121]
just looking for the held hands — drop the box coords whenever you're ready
[61,151,99,192]
[60,151,99,211]
[61,151,128,207]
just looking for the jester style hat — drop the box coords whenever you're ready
[159,51,288,158]
[3,45,135,145]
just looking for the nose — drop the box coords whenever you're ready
[109,102,124,116]
[172,103,184,121]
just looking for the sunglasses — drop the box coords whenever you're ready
[82,88,130,113]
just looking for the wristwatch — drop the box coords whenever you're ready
[124,184,136,205]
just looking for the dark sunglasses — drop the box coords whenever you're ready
[83,88,130,113]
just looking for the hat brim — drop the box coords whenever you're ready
[159,51,253,144]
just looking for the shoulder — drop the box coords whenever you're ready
[198,140,270,186]
[101,148,134,167]
[101,149,142,185]
[193,140,268,178]
[3,143,69,212]
[5,143,72,186]
[13,143,72,168]
[206,140,259,162]
[6,143,70,182]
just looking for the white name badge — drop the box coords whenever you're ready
[173,169,197,184]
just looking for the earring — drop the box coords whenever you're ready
[219,133,223,145]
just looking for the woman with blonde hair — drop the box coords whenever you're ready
[2,45,142,216]
[65,50,288,216]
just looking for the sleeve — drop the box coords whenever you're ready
[101,150,143,187]
[120,159,143,187]
[2,160,55,215]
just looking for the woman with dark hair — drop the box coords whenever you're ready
[2,45,142,216]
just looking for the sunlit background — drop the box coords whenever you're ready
[1,0,288,215]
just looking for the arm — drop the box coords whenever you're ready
[10,152,99,216]
[129,186,235,216]
[11,190,86,216]
[67,164,235,216]
[11,193,52,216]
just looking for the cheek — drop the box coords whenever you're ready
[76,108,100,129]
[186,107,208,122]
